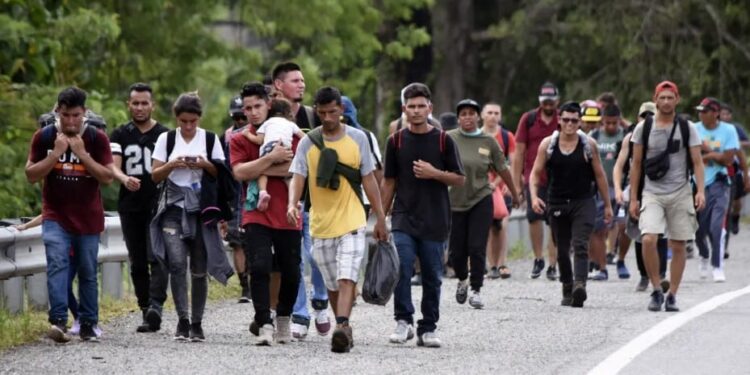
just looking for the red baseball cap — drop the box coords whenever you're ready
[654,81,679,97]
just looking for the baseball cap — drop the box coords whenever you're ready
[654,80,679,97]
[638,101,656,117]
[228,96,243,117]
[581,105,602,122]
[456,99,481,114]
[538,82,559,102]
[695,97,721,112]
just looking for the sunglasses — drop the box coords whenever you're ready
[560,117,580,124]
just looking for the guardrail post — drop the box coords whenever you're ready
[101,262,123,299]
[3,277,24,314]
[26,273,48,311]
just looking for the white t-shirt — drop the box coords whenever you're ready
[152,128,225,187]
[258,117,301,149]
[362,130,382,206]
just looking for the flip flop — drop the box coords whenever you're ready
[499,265,511,279]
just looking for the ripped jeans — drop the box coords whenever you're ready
[161,207,208,323]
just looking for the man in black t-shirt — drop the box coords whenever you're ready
[109,82,169,332]
[381,83,465,348]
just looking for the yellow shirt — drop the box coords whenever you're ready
[290,126,375,238]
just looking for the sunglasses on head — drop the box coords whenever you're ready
[560,117,580,124]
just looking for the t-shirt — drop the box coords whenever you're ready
[514,108,558,185]
[593,127,625,186]
[230,125,301,231]
[447,129,507,212]
[28,126,114,234]
[384,128,464,242]
[696,121,740,186]
[631,119,701,195]
[290,126,375,238]
[110,121,169,213]
[258,117,301,149]
[151,128,225,188]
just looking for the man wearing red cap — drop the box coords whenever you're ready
[629,81,705,312]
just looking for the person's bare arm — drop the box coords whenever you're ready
[380,177,397,216]
[412,159,465,186]
[286,173,306,227]
[529,138,548,214]
[13,214,43,231]
[26,133,69,183]
[233,143,293,181]
[243,129,264,145]
[629,143,644,219]
[152,157,188,183]
[612,133,631,205]
[589,139,613,223]
[68,135,113,184]
[691,145,706,211]
[512,141,527,202]
[496,168,520,208]
[702,150,735,167]
[111,154,142,192]
[362,172,388,241]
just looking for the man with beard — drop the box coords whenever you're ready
[109,83,170,332]
[26,87,114,342]
[512,82,560,280]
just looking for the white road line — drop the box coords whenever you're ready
[588,284,750,375]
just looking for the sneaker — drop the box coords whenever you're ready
[713,267,726,283]
[257,190,271,211]
[468,290,484,309]
[591,269,608,281]
[665,293,679,312]
[145,307,162,332]
[648,290,664,312]
[275,316,292,344]
[699,257,710,279]
[416,331,442,348]
[174,319,190,341]
[606,252,616,265]
[331,323,353,353]
[389,320,415,344]
[238,285,251,304]
[616,261,630,279]
[546,266,558,281]
[530,259,545,279]
[488,267,501,280]
[561,283,573,306]
[48,322,71,343]
[94,325,103,338]
[455,279,469,304]
[291,323,308,340]
[249,321,260,337]
[313,309,331,336]
[660,279,671,294]
[255,323,274,346]
[80,322,99,342]
[190,322,205,342]
[69,319,80,336]
[571,281,587,308]
[410,274,422,286]
[635,277,649,292]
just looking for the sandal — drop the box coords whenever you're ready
[499,265,512,279]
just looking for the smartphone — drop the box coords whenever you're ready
[183,156,198,163]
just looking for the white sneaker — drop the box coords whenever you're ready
[468,290,484,309]
[388,320,415,344]
[699,258,710,279]
[291,322,308,340]
[275,317,292,344]
[417,331,442,348]
[255,324,274,346]
[313,309,331,336]
[713,267,726,283]
[69,319,80,335]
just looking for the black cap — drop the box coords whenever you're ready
[228,96,243,116]
[456,99,481,114]
[539,82,559,102]
[695,97,721,112]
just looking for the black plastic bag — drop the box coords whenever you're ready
[362,240,400,305]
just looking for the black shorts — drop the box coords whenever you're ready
[525,185,548,223]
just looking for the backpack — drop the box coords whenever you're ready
[524,110,538,130]
[395,116,442,131]
[545,130,593,162]
[40,123,99,148]
[38,109,107,131]
[391,127,448,153]
[303,127,365,211]
[499,128,510,159]
[635,115,693,202]
[365,130,383,170]
[165,129,237,221]
[302,105,315,130]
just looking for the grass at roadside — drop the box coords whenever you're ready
[0,272,242,351]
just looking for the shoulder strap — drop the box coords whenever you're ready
[365,131,382,170]
[526,110,537,129]
[501,129,510,158]
[591,129,600,141]
[439,130,446,153]
[205,130,217,160]
[41,124,58,145]
[304,105,315,129]
[166,129,177,157]
[678,116,693,177]
[637,116,654,202]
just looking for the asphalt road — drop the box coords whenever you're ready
[2,226,749,375]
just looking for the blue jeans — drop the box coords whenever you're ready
[43,220,99,325]
[292,211,329,323]
[392,231,445,336]
[696,179,730,268]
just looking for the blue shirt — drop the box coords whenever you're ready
[696,121,740,186]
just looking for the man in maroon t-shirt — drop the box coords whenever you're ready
[512,82,560,281]
[25,87,114,343]
[230,82,302,345]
